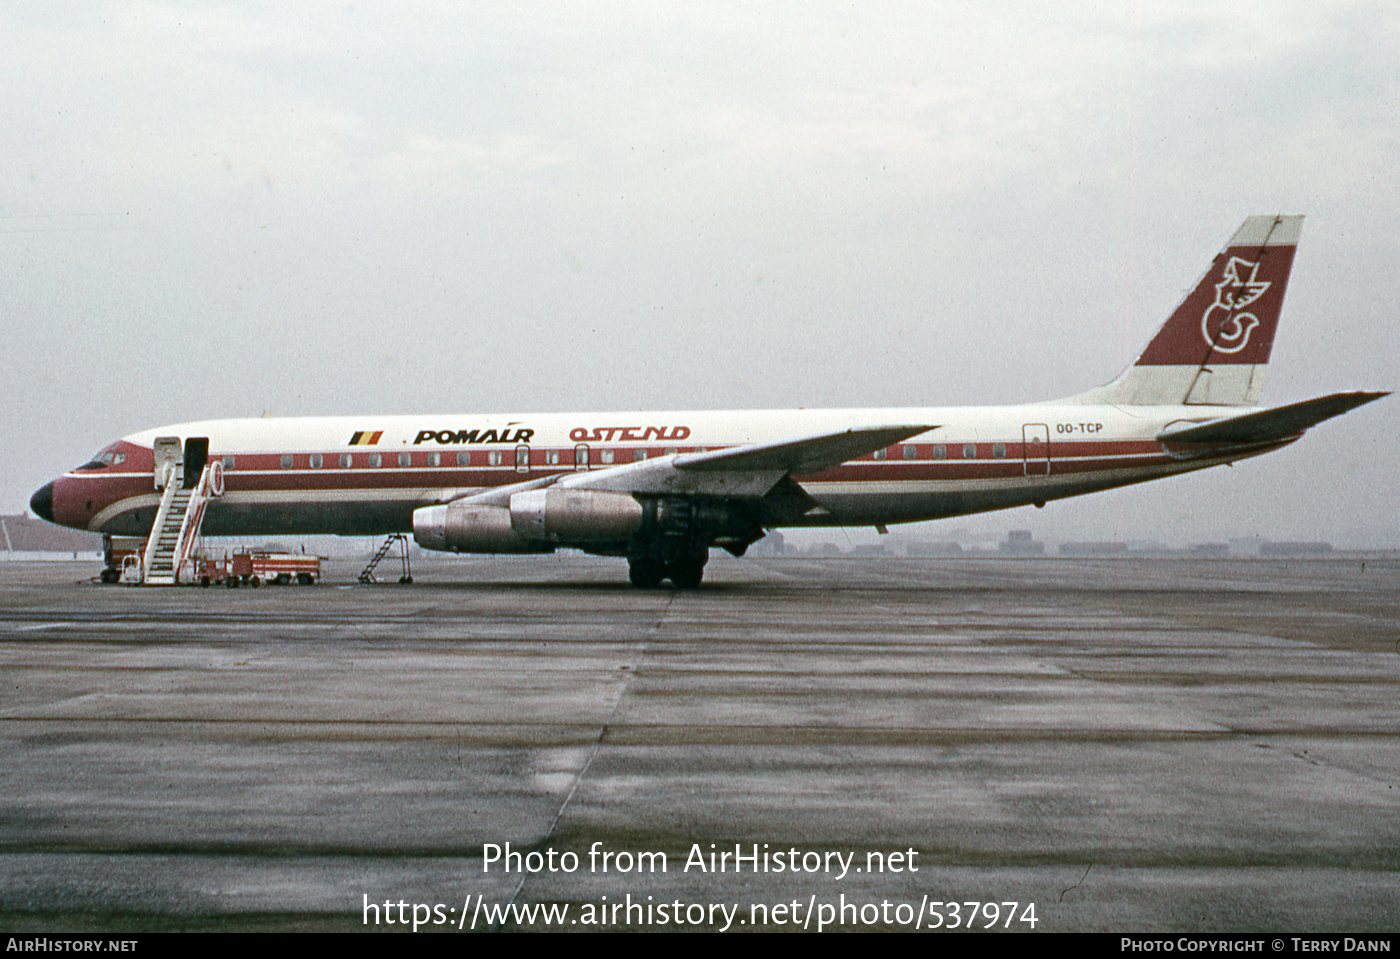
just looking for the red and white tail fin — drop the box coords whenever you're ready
[1075,215,1303,406]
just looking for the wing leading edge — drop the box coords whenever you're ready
[673,425,936,474]
[441,423,937,505]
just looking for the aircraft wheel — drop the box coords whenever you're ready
[226,577,238,589]
[667,557,705,589]
[100,569,119,584]
[628,558,663,589]
[297,573,314,585]
[250,575,260,588]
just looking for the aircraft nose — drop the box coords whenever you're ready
[30,481,55,523]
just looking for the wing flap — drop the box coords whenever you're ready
[1158,391,1387,446]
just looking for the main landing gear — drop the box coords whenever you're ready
[622,496,762,589]
[628,547,707,590]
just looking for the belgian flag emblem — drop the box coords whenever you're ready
[349,431,383,446]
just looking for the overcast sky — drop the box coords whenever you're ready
[2,2,1396,546]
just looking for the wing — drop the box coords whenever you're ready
[439,474,558,508]
[553,423,936,498]
[439,424,937,504]
[673,424,936,474]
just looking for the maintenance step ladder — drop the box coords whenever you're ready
[359,533,413,584]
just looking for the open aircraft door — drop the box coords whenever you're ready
[183,438,209,489]
[153,437,182,490]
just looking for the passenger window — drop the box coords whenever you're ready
[546,450,560,466]
[516,445,530,472]
[340,453,353,468]
[429,452,441,467]
[280,454,293,469]
[664,447,678,456]
[903,445,917,460]
[309,453,322,468]
[399,452,412,467]
[487,450,502,466]
[932,445,946,460]
[456,451,471,467]
[993,443,1006,459]
[223,455,236,470]
[600,449,615,465]
[872,448,886,461]
[635,450,648,461]
[575,445,590,470]
[963,443,976,459]
[368,453,382,467]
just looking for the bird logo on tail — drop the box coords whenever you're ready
[1202,256,1270,354]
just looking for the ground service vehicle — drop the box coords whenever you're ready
[228,549,321,587]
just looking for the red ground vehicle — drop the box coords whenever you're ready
[229,549,322,586]
[174,549,238,587]
[194,554,231,587]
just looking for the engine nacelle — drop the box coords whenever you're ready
[415,490,753,556]
[413,503,553,554]
[509,489,643,542]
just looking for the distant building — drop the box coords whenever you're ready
[1259,541,1334,557]
[750,531,793,557]
[1228,537,1269,557]
[998,530,1045,556]
[905,541,964,557]
[1059,541,1129,556]
[1,514,101,553]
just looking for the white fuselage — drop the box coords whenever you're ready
[50,402,1266,540]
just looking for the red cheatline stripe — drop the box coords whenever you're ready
[83,439,1282,501]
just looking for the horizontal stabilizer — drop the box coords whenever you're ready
[1157,392,1387,446]
[675,425,935,474]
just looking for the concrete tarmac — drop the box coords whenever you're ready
[0,555,1397,932]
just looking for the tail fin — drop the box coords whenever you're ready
[1074,215,1303,406]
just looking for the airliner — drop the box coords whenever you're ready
[29,215,1385,587]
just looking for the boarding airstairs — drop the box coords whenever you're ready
[140,457,223,585]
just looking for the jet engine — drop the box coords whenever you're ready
[413,490,645,554]
[414,489,763,562]
[412,502,552,554]
[508,489,643,542]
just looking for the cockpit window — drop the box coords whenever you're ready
[76,450,126,471]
